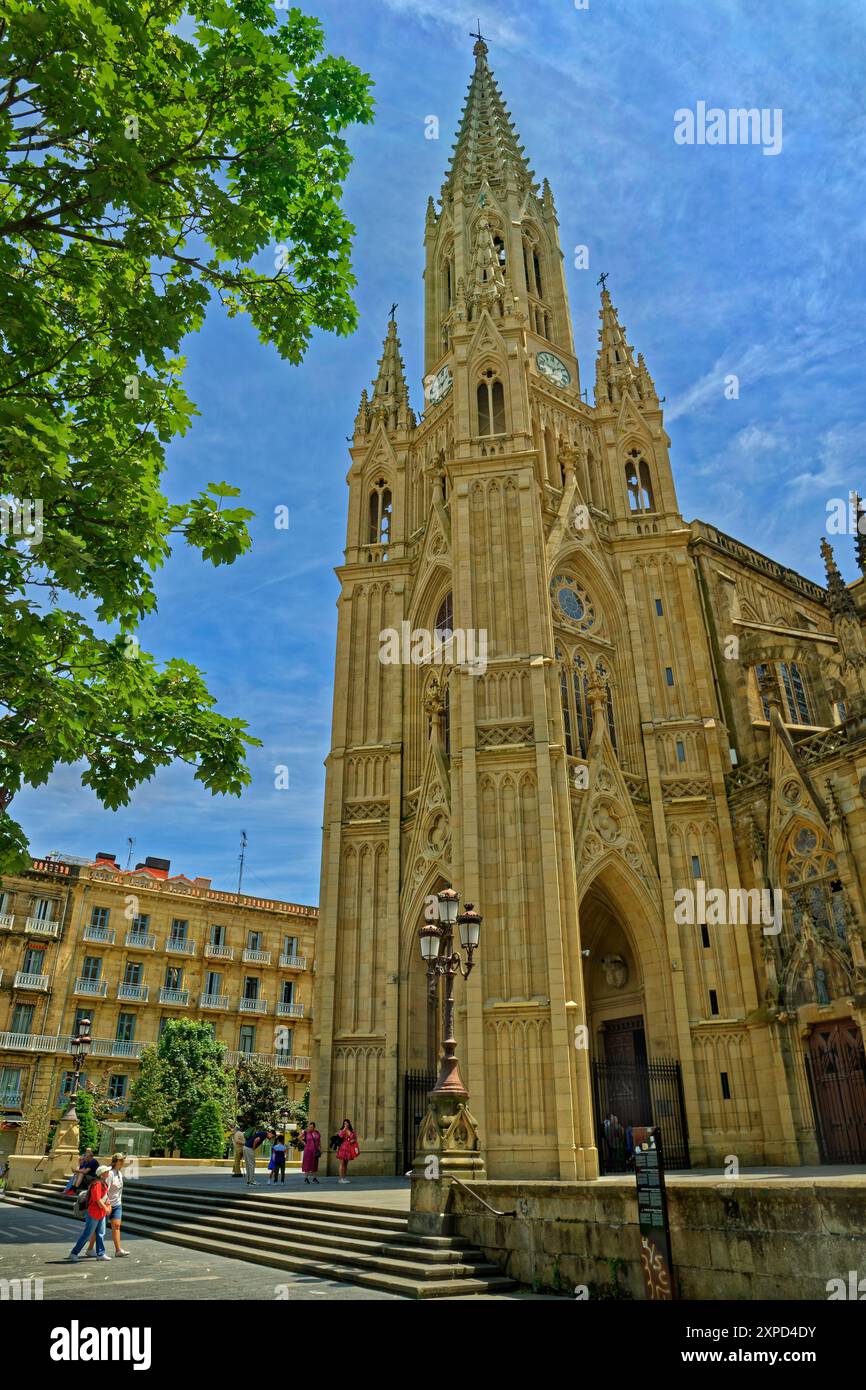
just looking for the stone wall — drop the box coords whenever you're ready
[447,1178,866,1299]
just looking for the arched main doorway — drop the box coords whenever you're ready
[580,864,690,1172]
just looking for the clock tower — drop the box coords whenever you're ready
[311,37,820,1179]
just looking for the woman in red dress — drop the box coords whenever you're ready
[301,1121,321,1184]
[337,1117,359,1184]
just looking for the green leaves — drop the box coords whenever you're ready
[0,2,373,867]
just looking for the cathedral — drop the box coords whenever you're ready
[311,37,866,1179]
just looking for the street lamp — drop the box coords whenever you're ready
[63,1017,92,1119]
[419,887,482,1098]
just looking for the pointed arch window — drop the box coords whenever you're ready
[559,652,619,759]
[625,447,655,513]
[784,823,847,945]
[754,662,812,725]
[596,659,618,756]
[435,594,453,754]
[368,479,392,547]
[477,370,506,436]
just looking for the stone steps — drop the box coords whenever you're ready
[6,1182,517,1299]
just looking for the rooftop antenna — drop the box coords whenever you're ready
[237,830,248,897]
[125,837,135,869]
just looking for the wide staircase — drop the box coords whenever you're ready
[5,1179,517,1299]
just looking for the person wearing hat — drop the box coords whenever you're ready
[86,1152,130,1257]
[67,1164,112,1261]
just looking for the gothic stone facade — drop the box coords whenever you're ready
[312,39,866,1178]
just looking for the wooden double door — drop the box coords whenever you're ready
[807,1018,866,1163]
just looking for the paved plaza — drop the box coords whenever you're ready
[0,1201,405,1301]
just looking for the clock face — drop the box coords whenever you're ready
[536,351,571,388]
[429,365,453,406]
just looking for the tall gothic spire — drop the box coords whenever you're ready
[356,316,414,436]
[442,37,536,198]
[593,284,658,410]
[821,537,858,620]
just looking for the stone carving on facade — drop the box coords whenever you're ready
[601,954,628,989]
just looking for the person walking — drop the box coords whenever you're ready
[270,1133,288,1184]
[301,1121,321,1185]
[67,1164,111,1261]
[231,1122,246,1178]
[87,1153,129,1258]
[242,1126,273,1186]
[336,1118,359,1184]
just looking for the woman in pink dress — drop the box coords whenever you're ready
[336,1117,359,1184]
[301,1121,321,1184]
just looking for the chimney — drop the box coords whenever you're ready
[136,856,171,874]
[95,852,117,865]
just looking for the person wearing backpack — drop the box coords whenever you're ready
[86,1153,129,1257]
[67,1165,112,1261]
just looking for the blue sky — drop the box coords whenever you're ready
[15,0,866,903]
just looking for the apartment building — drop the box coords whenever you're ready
[0,851,316,1159]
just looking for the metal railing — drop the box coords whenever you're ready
[74,977,107,996]
[165,937,196,955]
[117,982,149,1002]
[204,944,233,960]
[124,931,156,950]
[83,924,116,944]
[158,987,189,1006]
[199,993,229,1009]
[238,997,269,1013]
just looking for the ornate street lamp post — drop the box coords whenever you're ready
[410,887,486,1234]
[420,888,482,1098]
[63,1017,92,1120]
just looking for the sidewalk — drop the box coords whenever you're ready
[129,1166,412,1211]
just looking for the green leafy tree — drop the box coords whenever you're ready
[233,1056,289,1131]
[151,1018,232,1153]
[0,1,374,867]
[183,1097,226,1158]
[127,1044,171,1150]
[74,1089,99,1152]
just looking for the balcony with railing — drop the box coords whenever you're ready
[14,971,49,992]
[0,913,14,930]
[0,1031,67,1052]
[204,943,234,961]
[279,953,306,970]
[83,924,116,944]
[117,982,149,1003]
[199,992,229,1010]
[25,917,60,938]
[276,1001,304,1018]
[92,1039,145,1059]
[158,986,190,1006]
[0,1088,23,1108]
[166,937,196,956]
[238,997,269,1014]
[124,930,156,950]
[242,947,271,964]
[74,977,108,997]
[222,1050,310,1071]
